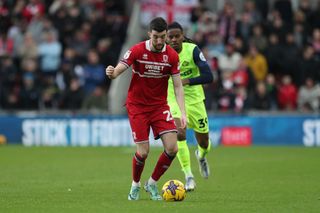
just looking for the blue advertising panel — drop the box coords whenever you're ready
[0,114,319,146]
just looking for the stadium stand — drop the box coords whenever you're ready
[0,0,320,114]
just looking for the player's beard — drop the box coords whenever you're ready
[153,43,164,52]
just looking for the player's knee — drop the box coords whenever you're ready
[137,150,149,158]
[166,145,178,156]
[177,129,186,141]
[198,138,209,149]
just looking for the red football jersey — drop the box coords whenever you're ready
[120,40,180,111]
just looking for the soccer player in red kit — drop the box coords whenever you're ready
[106,17,187,201]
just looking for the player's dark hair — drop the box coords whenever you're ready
[168,21,195,44]
[149,17,168,32]
[168,22,183,31]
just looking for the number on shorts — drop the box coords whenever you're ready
[198,118,208,128]
[163,110,173,121]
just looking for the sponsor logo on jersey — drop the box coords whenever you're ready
[182,61,189,66]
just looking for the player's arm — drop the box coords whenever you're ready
[106,47,137,79]
[172,74,187,129]
[182,46,213,86]
[105,63,127,79]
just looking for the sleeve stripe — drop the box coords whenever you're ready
[119,61,130,68]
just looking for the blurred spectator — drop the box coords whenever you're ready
[233,36,247,55]
[250,24,268,53]
[311,28,320,60]
[7,18,27,57]
[195,11,218,39]
[12,0,25,17]
[277,75,298,110]
[254,0,269,20]
[81,50,105,94]
[297,77,320,112]
[60,77,84,110]
[28,16,58,45]
[61,5,83,41]
[273,0,293,24]
[250,81,272,110]
[105,0,125,14]
[265,33,284,75]
[68,29,90,60]
[236,12,253,45]
[243,0,262,25]
[17,32,38,61]
[100,14,127,46]
[0,56,19,108]
[244,44,268,81]
[22,0,45,23]
[293,23,307,49]
[190,0,208,23]
[309,0,320,29]
[1,87,21,110]
[39,76,60,109]
[205,31,225,59]
[0,31,14,56]
[20,72,40,110]
[218,42,242,74]
[0,56,17,82]
[232,58,255,93]
[82,85,108,112]
[297,45,320,86]
[282,32,300,79]
[217,76,235,112]
[265,73,278,109]
[56,59,75,92]
[0,0,10,33]
[234,86,249,112]
[192,31,206,49]
[293,9,308,29]
[218,1,237,44]
[298,0,313,23]
[96,38,116,67]
[38,31,62,76]
[267,10,289,44]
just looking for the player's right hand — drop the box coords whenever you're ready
[106,65,115,79]
[180,113,187,129]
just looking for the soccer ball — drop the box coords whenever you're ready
[161,180,186,201]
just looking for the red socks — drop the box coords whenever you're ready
[151,151,175,181]
[132,152,146,183]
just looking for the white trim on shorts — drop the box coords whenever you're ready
[156,129,178,140]
[135,140,149,144]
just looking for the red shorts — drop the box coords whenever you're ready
[126,104,177,143]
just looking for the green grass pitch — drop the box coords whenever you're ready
[0,145,319,213]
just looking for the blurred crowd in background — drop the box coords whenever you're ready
[0,0,126,112]
[0,0,320,113]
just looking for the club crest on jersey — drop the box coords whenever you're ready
[124,50,132,59]
[142,54,148,60]
[163,55,168,63]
